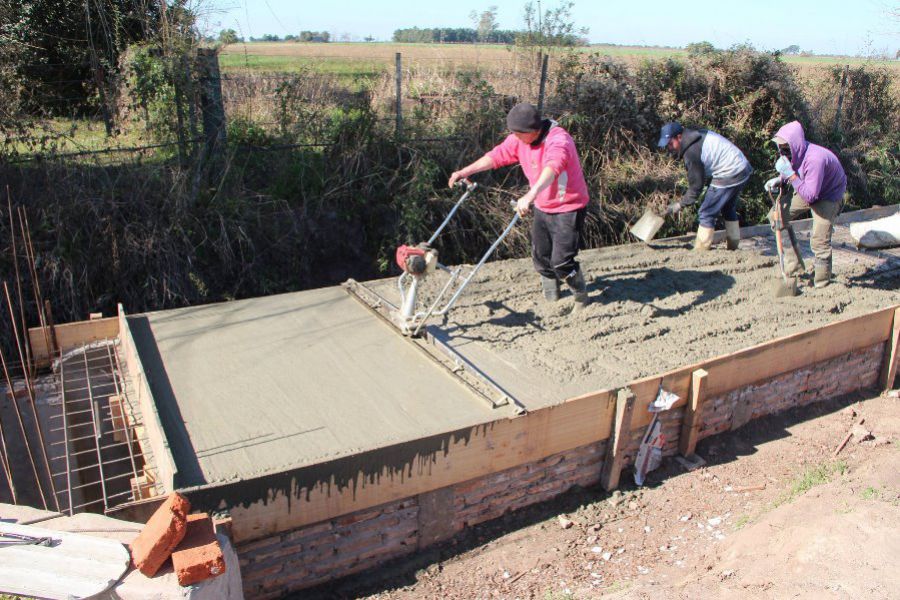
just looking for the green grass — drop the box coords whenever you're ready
[218,53,386,78]
[771,460,848,509]
[733,514,751,530]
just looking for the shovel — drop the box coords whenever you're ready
[630,209,665,242]
[768,187,800,297]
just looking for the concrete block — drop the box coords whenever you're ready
[171,514,226,587]
[130,492,191,577]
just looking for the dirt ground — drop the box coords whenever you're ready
[415,232,899,397]
[310,388,900,600]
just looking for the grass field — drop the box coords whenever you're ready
[218,41,900,75]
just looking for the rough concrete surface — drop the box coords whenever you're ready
[130,286,494,487]
[404,220,899,406]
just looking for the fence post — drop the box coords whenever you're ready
[395,52,403,138]
[537,53,549,114]
[833,64,849,141]
[197,48,227,172]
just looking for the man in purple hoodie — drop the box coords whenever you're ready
[765,121,847,288]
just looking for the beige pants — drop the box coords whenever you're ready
[774,193,843,271]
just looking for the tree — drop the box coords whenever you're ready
[0,0,173,115]
[470,6,499,42]
[299,31,330,43]
[781,44,801,55]
[518,1,588,49]
[686,41,717,56]
[364,35,375,42]
[219,29,240,45]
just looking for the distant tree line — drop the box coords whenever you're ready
[392,27,519,44]
[232,30,332,43]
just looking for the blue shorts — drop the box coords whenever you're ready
[698,180,747,227]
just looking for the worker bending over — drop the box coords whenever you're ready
[658,122,752,251]
[449,103,591,308]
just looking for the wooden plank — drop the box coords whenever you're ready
[108,395,126,443]
[678,369,708,457]
[212,387,617,542]
[600,387,636,492]
[117,305,177,493]
[881,307,900,390]
[627,304,898,430]
[28,317,119,362]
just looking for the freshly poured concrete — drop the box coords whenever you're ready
[128,287,495,488]
[130,209,898,491]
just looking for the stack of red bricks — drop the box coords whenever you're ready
[129,492,227,586]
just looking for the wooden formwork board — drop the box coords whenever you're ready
[211,302,899,543]
[198,388,617,542]
[117,304,177,493]
[27,317,119,363]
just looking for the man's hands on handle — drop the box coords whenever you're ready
[665,201,682,216]
[764,176,782,193]
[448,171,467,188]
[515,191,536,217]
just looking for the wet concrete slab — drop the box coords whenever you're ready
[128,286,496,488]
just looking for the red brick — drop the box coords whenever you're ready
[171,513,227,586]
[130,492,191,577]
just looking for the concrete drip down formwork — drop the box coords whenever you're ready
[32,207,900,600]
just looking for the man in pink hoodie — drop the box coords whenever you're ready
[448,103,591,307]
[765,121,847,287]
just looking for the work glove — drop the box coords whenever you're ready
[775,156,795,179]
[764,176,782,193]
[664,202,683,216]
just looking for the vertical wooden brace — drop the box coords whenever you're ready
[601,387,636,491]
[679,368,709,457]
[880,308,900,390]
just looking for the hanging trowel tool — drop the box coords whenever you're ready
[630,209,665,242]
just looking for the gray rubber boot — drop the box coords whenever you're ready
[814,258,832,288]
[541,276,560,302]
[565,268,589,309]
[724,221,740,251]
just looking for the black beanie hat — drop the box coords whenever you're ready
[506,102,542,133]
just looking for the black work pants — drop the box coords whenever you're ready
[531,207,586,280]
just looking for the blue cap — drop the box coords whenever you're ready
[657,122,683,148]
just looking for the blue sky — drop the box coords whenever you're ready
[200,0,898,56]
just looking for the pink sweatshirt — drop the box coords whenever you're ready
[486,123,590,214]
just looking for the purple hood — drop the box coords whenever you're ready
[774,121,846,204]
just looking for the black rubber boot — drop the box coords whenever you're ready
[541,276,560,302]
[565,268,589,309]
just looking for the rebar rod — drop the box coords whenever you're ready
[6,190,32,377]
[3,281,59,510]
[18,207,51,368]
[106,343,139,484]
[60,353,73,515]
[0,343,47,509]
[82,348,109,512]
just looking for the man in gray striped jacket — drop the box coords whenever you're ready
[658,122,753,251]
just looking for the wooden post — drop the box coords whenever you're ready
[601,387,636,491]
[395,52,403,138]
[198,48,227,171]
[537,53,549,114]
[881,308,900,390]
[833,64,849,141]
[679,368,709,457]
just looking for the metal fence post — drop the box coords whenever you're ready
[395,52,403,137]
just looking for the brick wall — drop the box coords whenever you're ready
[237,440,606,599]
[236,343,885,599]
[698,342,884,442]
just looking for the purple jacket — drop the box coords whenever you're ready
[775,121,846,204]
